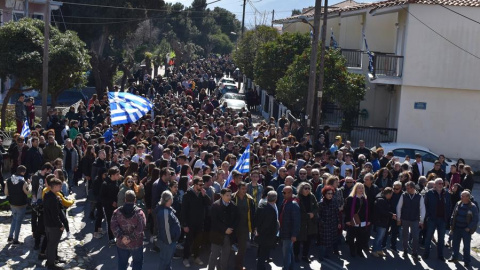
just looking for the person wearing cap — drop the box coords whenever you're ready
[329,136,342,155]
[411,153,424,183]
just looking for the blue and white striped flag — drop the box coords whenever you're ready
[363,30,374,74]
[21,120,31,138]
[224,144,251,188]
[108,92,153,126]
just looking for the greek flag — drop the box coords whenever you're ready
[363,30,374,74]
[21,120,31,138]
[224,144,251,188]
[108,92,153,126]
[331,28,338,49]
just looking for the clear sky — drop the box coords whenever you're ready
[164,0,368,29]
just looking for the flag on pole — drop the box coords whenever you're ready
[21,120,31,138]
[331,28,338,49]
[363,30,374,74]
[108,92,153,126]
[223,144,251,188]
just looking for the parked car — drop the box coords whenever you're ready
[220,83,239,94]
[219,93,248,111]
[379,142,456,174]
[218,76,236,87]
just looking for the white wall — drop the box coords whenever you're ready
[339,15,363,50]
[364,12,398,53]
[403,4,480,91]
[397,85,480,160]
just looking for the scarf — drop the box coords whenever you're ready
[280,197,298,227]
[350,195,369,225]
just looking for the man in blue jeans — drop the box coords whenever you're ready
[279,186,300,270]
[423,178,451,260]
[111,190,146,270]
[449,190,479,267]
[5,165,30,245]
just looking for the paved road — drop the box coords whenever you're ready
[1,179,479,270]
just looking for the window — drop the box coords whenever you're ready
[0,10,3,26]
[414,150,438,163]
[32,13,44,20]
[392,148,412,158]
[13,11,25,22]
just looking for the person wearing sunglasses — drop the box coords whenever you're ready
[294,182,319,263]
[117,175,145,208]
[318,185,341,261]
[180,177,211,267]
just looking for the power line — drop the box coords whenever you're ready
[60,1,249,14]
[401,6,480,60]
[431,0,480,25]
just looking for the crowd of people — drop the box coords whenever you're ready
[3,55,479,270]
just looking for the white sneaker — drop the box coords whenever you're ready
[194,257,204,265]
[183,259,191,268]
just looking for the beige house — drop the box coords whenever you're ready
[274,0,480,161]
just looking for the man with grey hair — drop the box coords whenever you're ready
[255,191,279,270]
[423,178,451,260]
[449,190,479,267]
[156,190,181,270]
[396,181,426,260]
[111,190,146,270]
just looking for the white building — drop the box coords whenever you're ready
[274,0,480,162]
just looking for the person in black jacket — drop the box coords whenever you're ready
[99,166,121,244]
[43,178,64,270]
[25,137,44,177]
[207,188,238,270]
[255,191,279,270]
[372,188,396,257]
[461,165,474,191]
[181,177,212,267]
[31,163,53,250]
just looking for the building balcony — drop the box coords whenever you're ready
[339,48,404,84]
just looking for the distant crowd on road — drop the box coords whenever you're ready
[2,54,478,270]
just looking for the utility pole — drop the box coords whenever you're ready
[305,0,322,135]
[271,9,274,27]
[241,0,246,38]
[42,0,50,126]
[314,0,329,143]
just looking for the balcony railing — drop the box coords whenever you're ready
[372,53,404,78]
[341,49,362,68]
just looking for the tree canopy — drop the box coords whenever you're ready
[233,25,279,79]
[276,47,366,130]
[0,18,90,128]
[253,32,311,95]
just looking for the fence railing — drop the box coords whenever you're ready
[341,49,363,68]
[329,126,397,148]
[373,53,404,78]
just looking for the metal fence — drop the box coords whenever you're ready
[329,126,398,148]
[373,53,404,78]
[341,49,363,68]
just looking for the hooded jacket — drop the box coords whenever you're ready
[111,203,146,250]
[6,175,27,206]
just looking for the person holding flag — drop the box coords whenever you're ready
[223,144,250,192]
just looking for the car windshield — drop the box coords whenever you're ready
[224,94,245,100]
[222,78,235,84]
